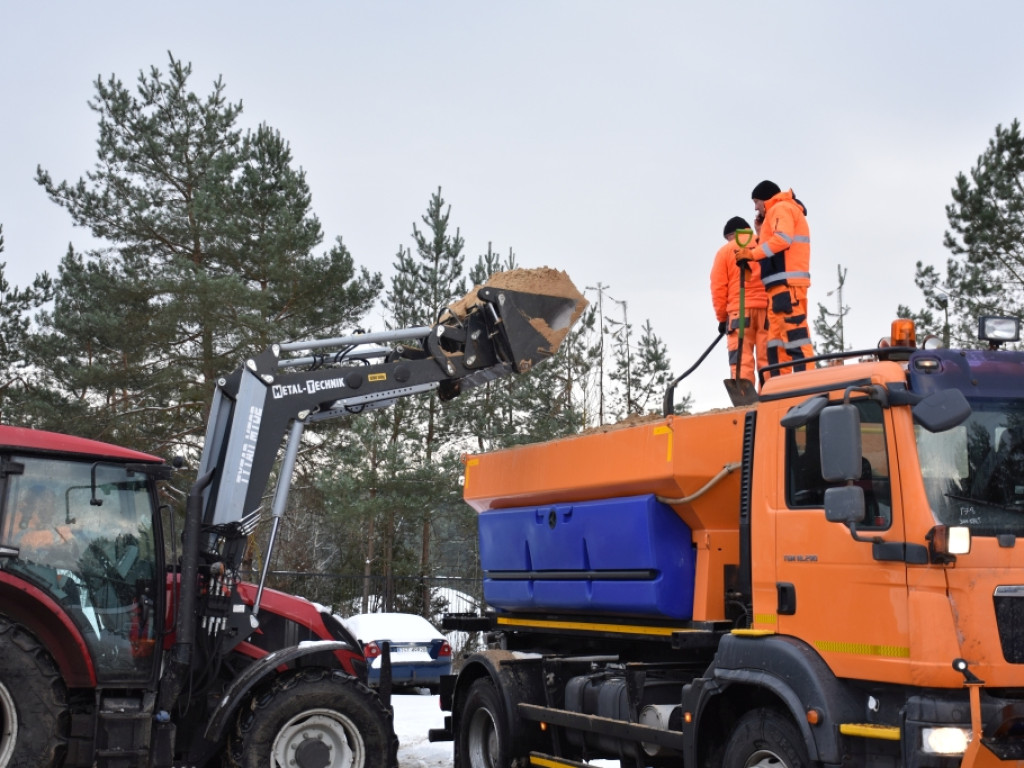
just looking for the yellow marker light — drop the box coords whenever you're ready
[921,726,970,755]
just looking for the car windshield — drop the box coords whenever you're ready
[916,398,1024,536]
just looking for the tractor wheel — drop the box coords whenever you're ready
[231,668,398,768]
[0,616,69,767]
[721,708,813,768]
[457,678,510,768]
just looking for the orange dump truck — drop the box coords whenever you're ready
[432,318,1024,768]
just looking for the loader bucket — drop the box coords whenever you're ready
[447,268,587,373]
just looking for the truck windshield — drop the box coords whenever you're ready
[0,455,160,682]
[916,398,1024,536]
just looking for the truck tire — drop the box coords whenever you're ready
[722,708,812,768]
[230,667,398,768]
[457,678,510,768]
[0,616,68,767]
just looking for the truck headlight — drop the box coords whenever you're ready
[921,726,970,755]
[978,316,1020,344]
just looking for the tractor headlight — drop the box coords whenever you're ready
[921,726,970,755]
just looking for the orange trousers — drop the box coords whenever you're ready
[726,307,769,385]
[765,285,814,377]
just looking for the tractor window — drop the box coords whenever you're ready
[0,456,160,682]
[786,399,892,529]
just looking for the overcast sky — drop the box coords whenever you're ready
[2,2,1021,412]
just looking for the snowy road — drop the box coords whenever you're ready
[392,690,453,768]
[391,691,617,768]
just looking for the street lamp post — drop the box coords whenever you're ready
[937,294,950,348]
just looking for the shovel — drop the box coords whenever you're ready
[723,228,758,406]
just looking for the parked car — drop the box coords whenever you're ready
[341,612,452,692]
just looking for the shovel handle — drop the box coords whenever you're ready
[734,228,754,248]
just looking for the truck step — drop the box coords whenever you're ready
[529,752,596,768]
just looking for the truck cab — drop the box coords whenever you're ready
[747,341,1024,764]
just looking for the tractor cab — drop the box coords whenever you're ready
[0,429,165,684]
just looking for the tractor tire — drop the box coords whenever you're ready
[231,667,398,768]
[456,678,510,768]
[0,615,69,767]
[721,708,813,768]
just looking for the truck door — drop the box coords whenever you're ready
[770,399,911,683]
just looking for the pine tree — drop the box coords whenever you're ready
[610,319,675,417]
[351,188,468,613]
[589,285,678,422]
[0,225,55,419]
[908,119,1024,347]
[28,53,381,454]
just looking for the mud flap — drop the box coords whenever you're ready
[380,640,392,710]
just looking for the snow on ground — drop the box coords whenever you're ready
[392,689,453,768]
[391,690,618,768]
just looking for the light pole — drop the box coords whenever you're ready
[937,295,950,348]
[936,287,955,348]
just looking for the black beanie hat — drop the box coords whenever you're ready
[723,216,751,237]
[751,180,781,200]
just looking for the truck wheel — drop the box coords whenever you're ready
[722,708,812,768]
[458,678,510,768]
[0,616,69,767]
[231,668,398,768]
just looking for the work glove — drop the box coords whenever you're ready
[717,320,727,335]
[734,247,753,266]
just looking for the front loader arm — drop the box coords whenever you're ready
[195,273,586,570]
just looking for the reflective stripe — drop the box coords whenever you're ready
[768,338,812,351]
[759,232,807,256]
[762,271,810,288]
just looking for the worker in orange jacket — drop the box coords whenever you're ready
[736,180,814,377]
[711,216,769,386]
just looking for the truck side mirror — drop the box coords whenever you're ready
[824,485,865,524]
[820,404,862,482]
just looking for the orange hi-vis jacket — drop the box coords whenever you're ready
[711,238,768,323]
[754,189,810,290]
